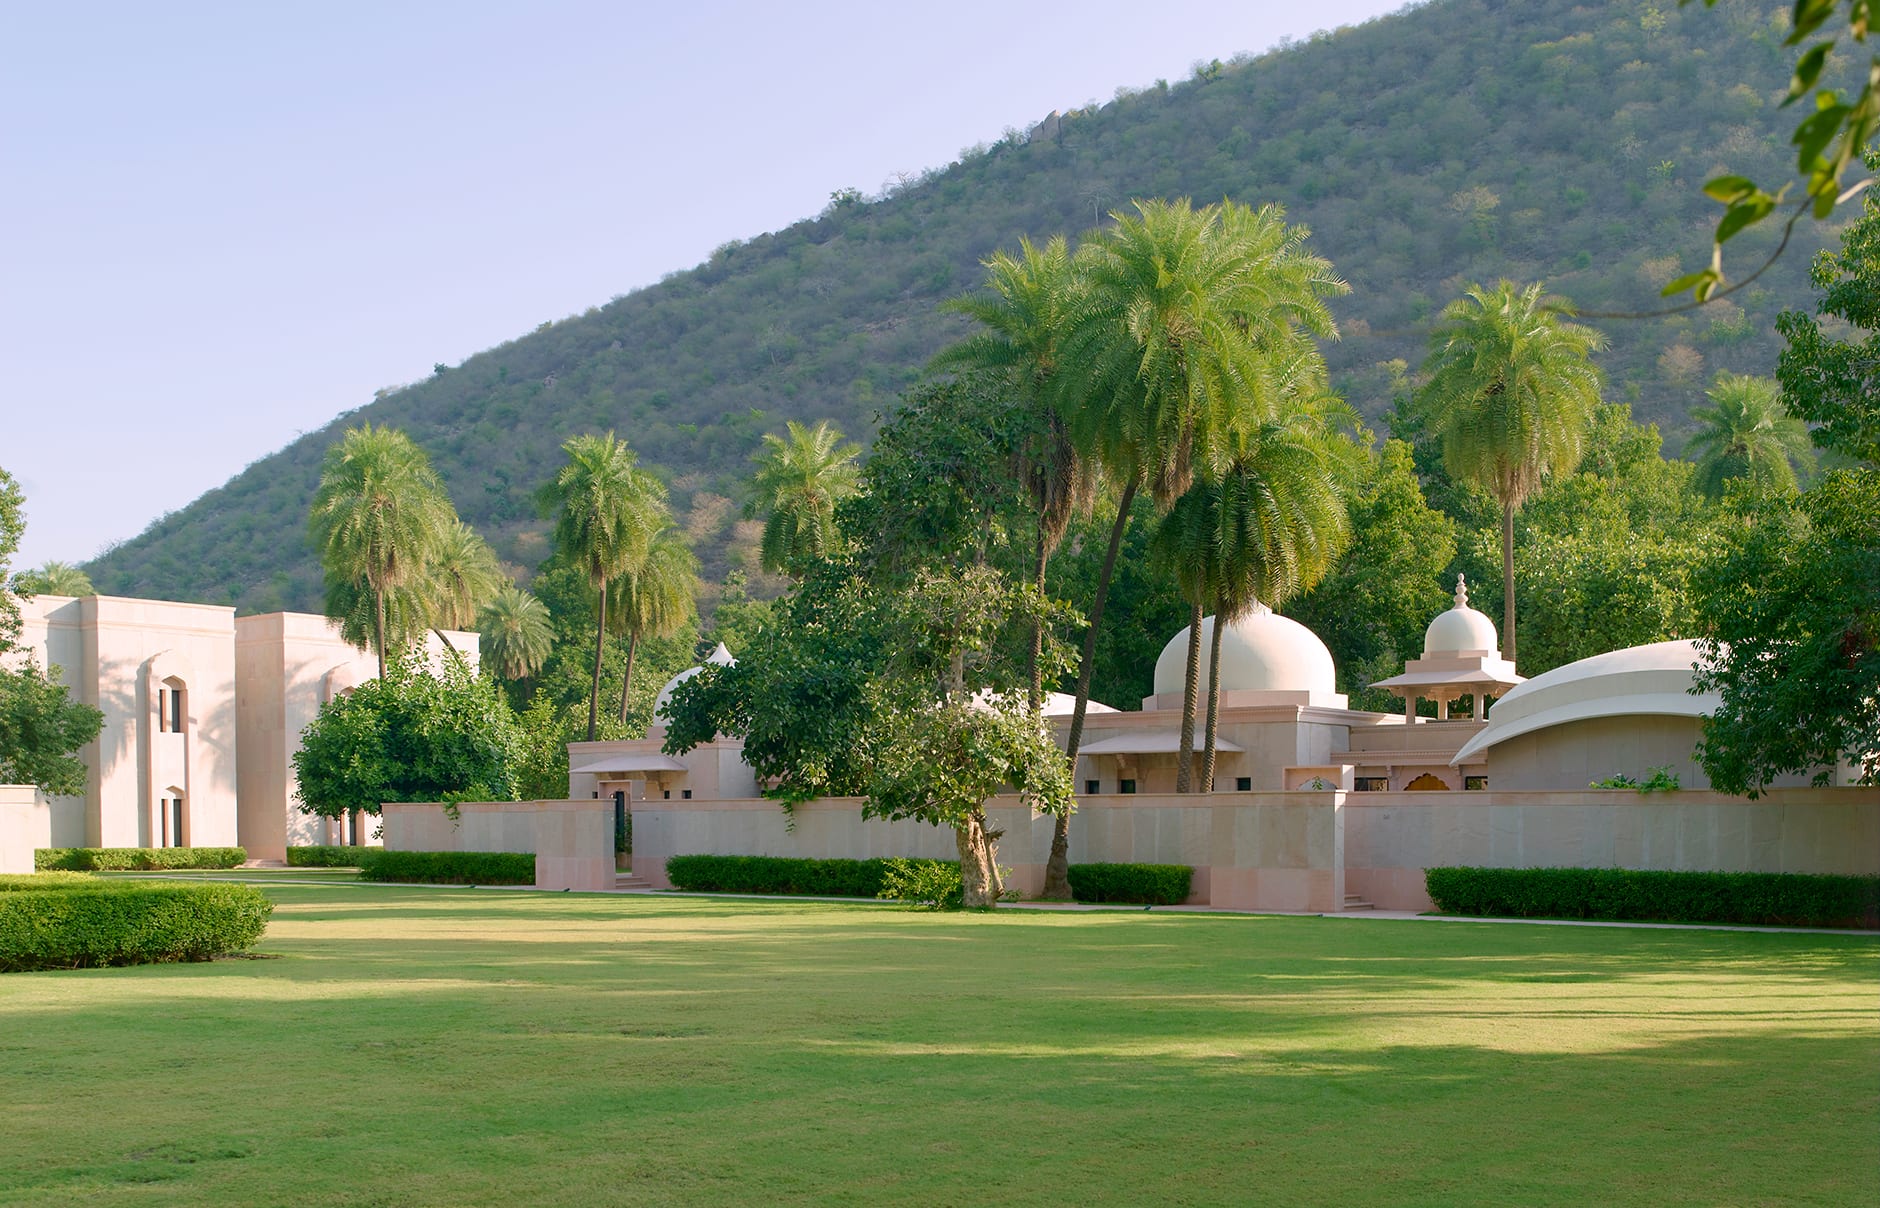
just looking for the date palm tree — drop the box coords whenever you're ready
[937,235,1093,710]
[1687,372,1815,499]
[478,583,553,684]
[10,560,93,596]
[539,432,665,741]
[309,424,456,680]
[609,525,699,724]
[749,420,860,576]
[1418,281,1604,664]
[422,521,504,655]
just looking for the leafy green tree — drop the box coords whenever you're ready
[748,420,860,577]
[10,561,93,596]
[1417,281,1605,664]
[609,526,699,723]
[309,425,457,679]
[1776,145,1880,466]
[1686,373,1813,499]
[539,432,665,741]
[1692,468,1878,792]
[292,653,523,819]
[513,689,579,801]
[478,583,554,684]
[0,467,104,796]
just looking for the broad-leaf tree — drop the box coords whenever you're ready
[539,432,665,741]
[1417,281,1604,665]
[308,424,457,680]
[1686,373,1813,499]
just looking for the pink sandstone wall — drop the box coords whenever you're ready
[380,799,615,892]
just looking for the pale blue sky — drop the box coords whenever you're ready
[2,0,1405,570]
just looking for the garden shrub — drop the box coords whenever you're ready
[1424,866,1880,929]
[35,847,246,871]
[0,872,104,892]
[876,857,964,910]
[0,882,272,971]
[664,854,959,899]
[1067,863,1195,905]
[356,850,535,885]
[286,846,365,867]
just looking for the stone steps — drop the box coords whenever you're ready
[1342,893,1376,912]
[615,875,653,891]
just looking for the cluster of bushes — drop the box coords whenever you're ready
[36,847,246,871]
[1425,867,1880,929]
[286,846,365,867]
[1067,863,1194,905]
[1,876,272,972]
[356,850,535,885]
[665,854,939,898]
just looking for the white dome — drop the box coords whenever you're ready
[1424,575,1500,656]
[1153,605,1336,699]
[652,643,736,721]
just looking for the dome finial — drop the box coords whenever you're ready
[1454,574,1469,609]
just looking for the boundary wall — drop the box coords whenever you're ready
[381,799,614,891]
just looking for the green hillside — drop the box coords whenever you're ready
[88,0,1842,613]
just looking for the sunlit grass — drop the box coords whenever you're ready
[1,886,1873,1206]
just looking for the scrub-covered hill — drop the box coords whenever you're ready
[88,0,1838,612]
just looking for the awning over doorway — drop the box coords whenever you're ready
[1077,731,1244,756]
[571,753,689,775]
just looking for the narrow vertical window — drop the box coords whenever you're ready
[157,688,169,733]
[171,798,183,848]
[170,688,183,733]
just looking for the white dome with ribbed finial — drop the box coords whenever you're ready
[1424,575,1500,656]
[1152,605,1337,700]
[653,642,736,721]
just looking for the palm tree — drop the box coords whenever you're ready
[748,420,860,576]
[1151,404,1354,791]
[609,525,699,724]
[539,432,665,741]
[1687,372,1815,499]
[10,561,93,596]
[1044,197,1346,889]
[1417,281,1604,664]
[422,521,504,654]
[937,236,1093,710]
[478,583,553,684]
[308,424,456,679]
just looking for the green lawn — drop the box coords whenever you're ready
[2,885,1874,1207]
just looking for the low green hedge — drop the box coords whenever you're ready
[665,854,958,898]
[1,882,273,972]
[356,850,535,885]
[1425,866,1880,929]
[286,845,365,867]
[1067,862,1195,905]
[35,847,246,872]
[0,872,105,892]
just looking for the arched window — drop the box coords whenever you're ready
[156,787,186,847]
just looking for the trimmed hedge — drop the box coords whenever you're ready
[36,847,246,872]
[665,855,958,898]
[1425,866,1880,929]
[1,882,273,971]
[1067,862,1195,905]
[0,872,105,892]
[286,845,366,867]
[356,850,535,885]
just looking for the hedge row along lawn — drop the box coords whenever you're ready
[0,876,272,971]
[1426,866,1880,929]
[665,855,1194,905]
[356,850,534,885]
[35,847,247,871]
[0,885,1871,1206]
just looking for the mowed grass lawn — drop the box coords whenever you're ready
[2,885,1875,1207]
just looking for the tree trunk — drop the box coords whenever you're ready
[619,630,641,724]
[373,587,387,682]
[586,579,608,743]
[1501,500,1517,665]
[956,811,1001,909]
[1175,599,1202,793]
[1027,523,1048,715]
[1043,479,1139,901]
[1201,595,1227,792]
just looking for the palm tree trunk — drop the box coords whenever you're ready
[1028,524,1048,715]
[1500,500,1517,665]
[1175,599,1202,793]
[373,587,387,682]
[1201,593,1227,792]
[587,579,608,743]
[1044,479,1138,901]
[619,630,640,724]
